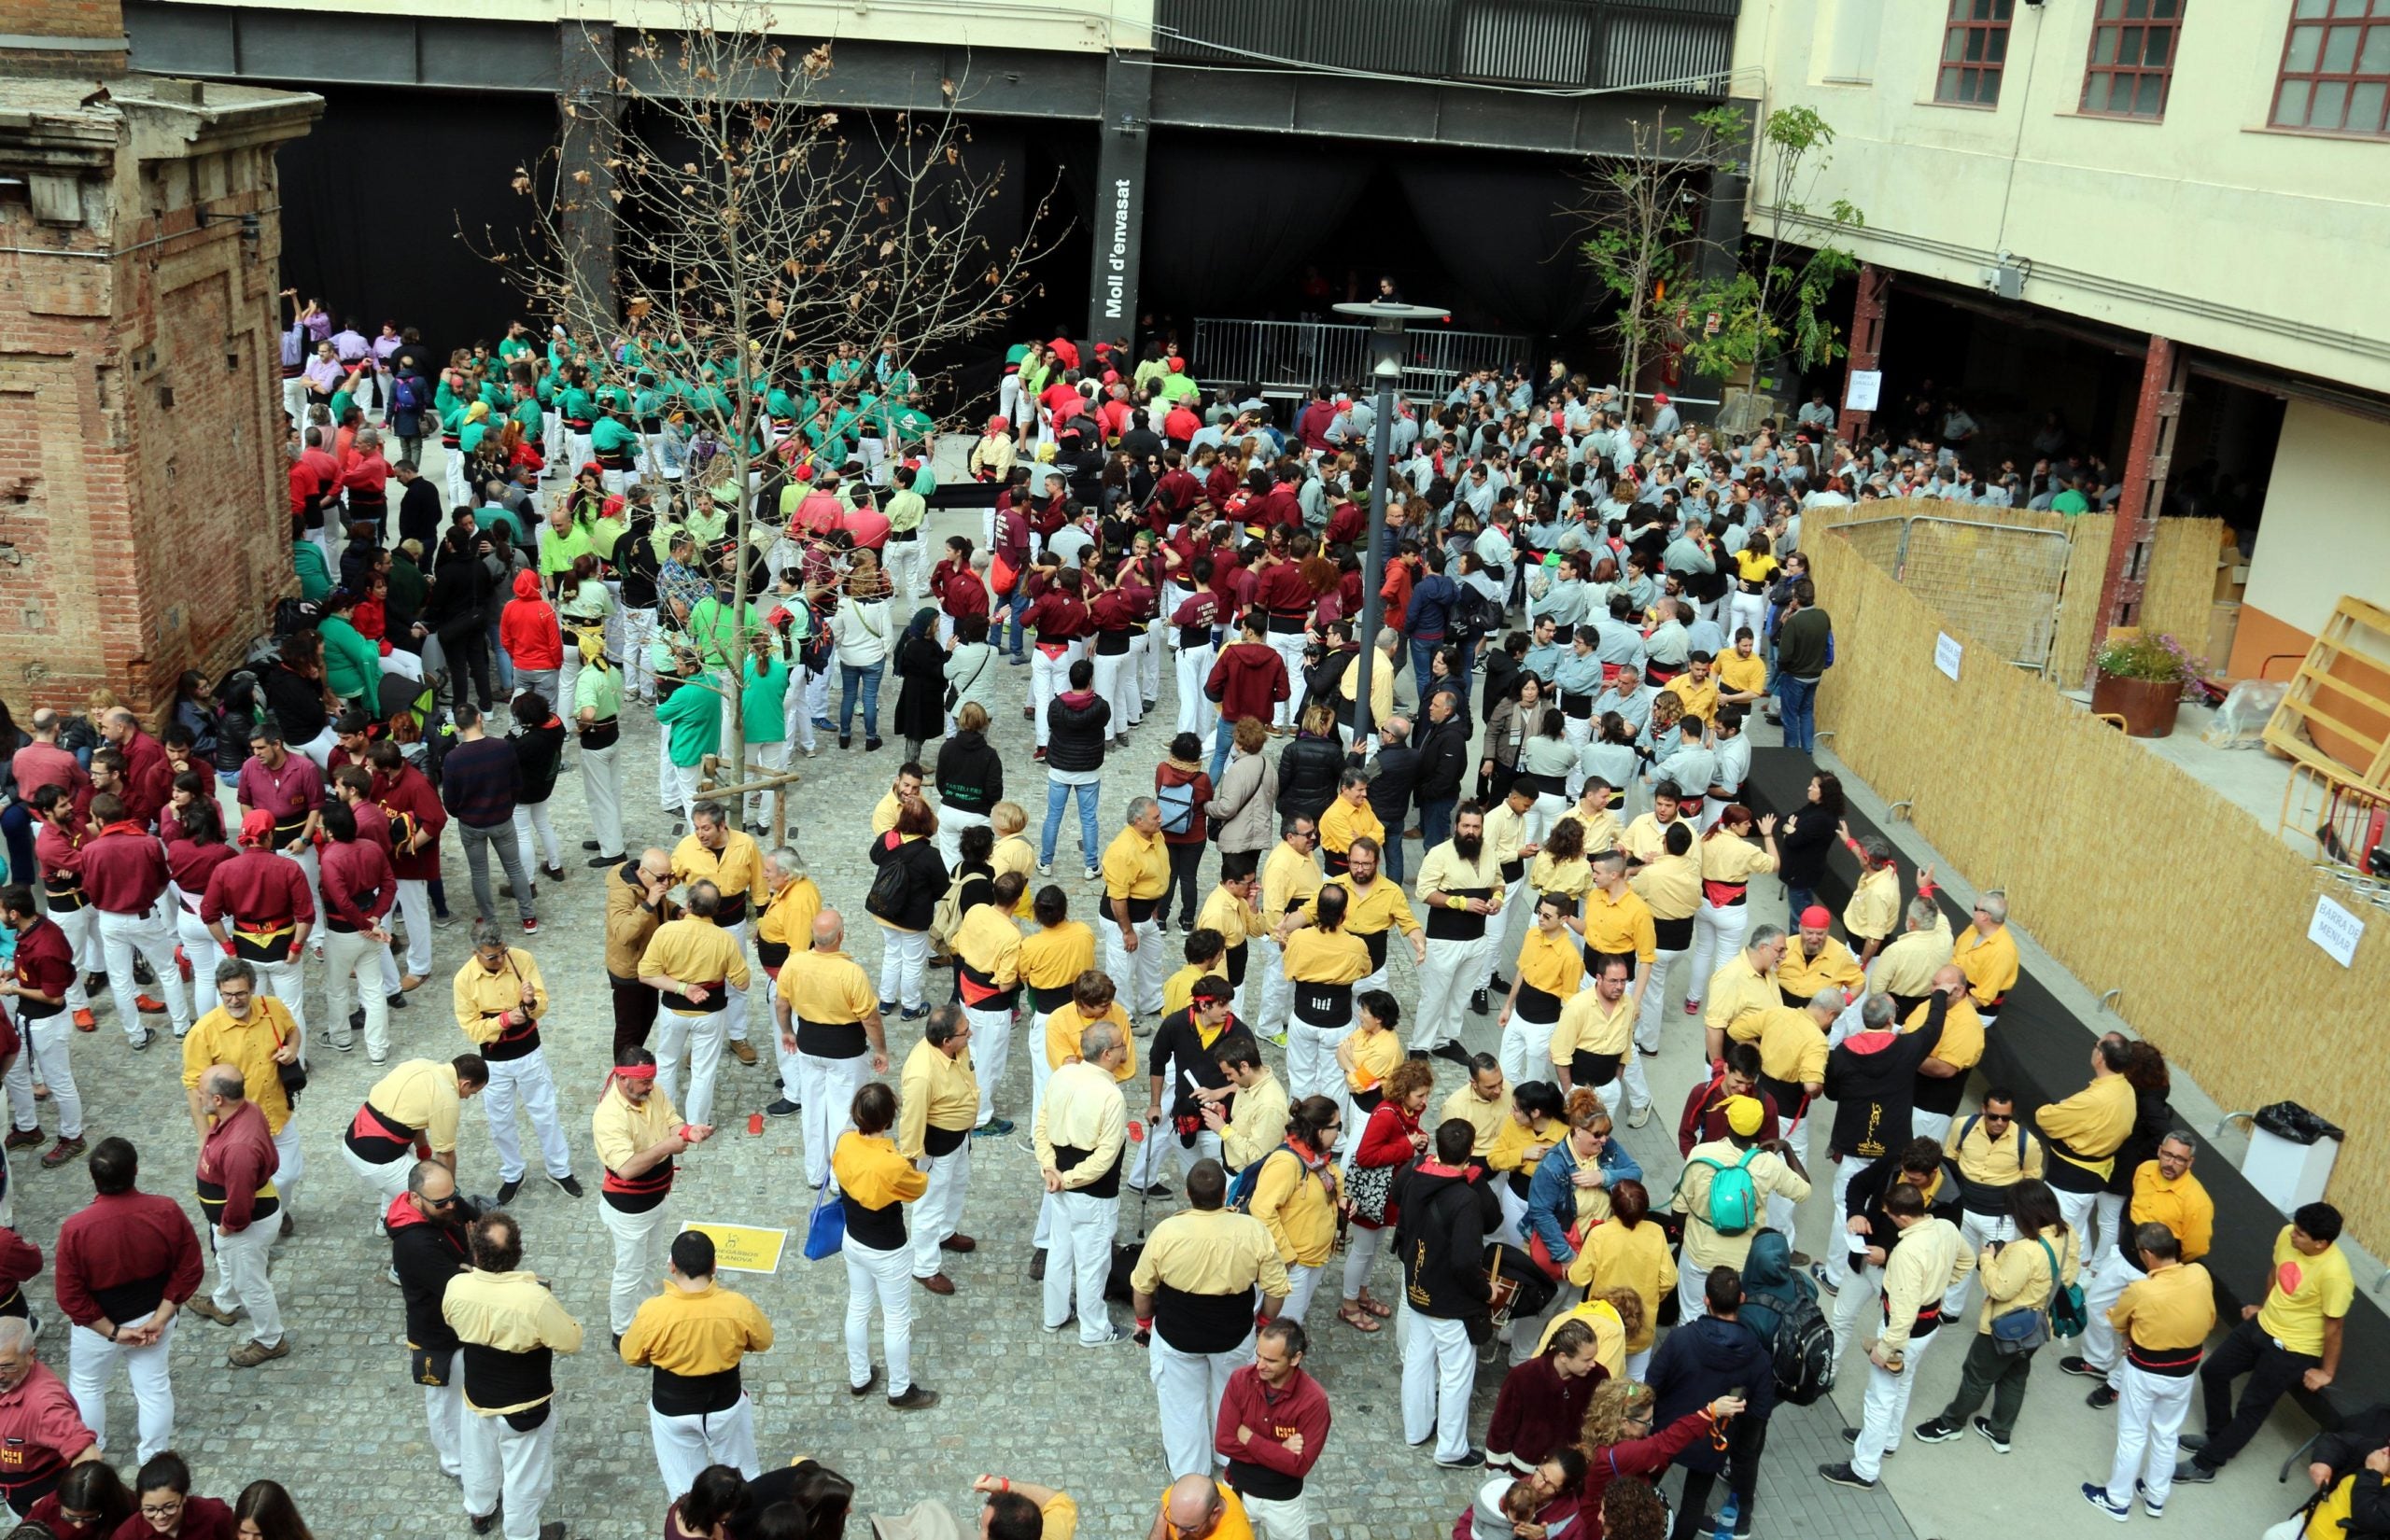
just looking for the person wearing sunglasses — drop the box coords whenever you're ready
[1939,1088,2043,1323]
[387,1158,476,1482]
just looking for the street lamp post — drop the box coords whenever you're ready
[1332,300,1448,760]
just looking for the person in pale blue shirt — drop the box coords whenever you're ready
[1522,615,1566,687]
[1597,669,1653,742]
[1685,612,1726,660]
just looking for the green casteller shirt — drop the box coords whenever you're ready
[688,597,760,669]
[656,679,722,766]
[2051,488,2088,515]
[741,656,789,745]
[329,387,356,427]
[319,615,381,701]
[561,387,598,424]
[510,399,544,438]
[535,371,561,407]
[498,337,533,364]
[591,417,639,458]
[1154,371,1200,404]
[574,658,624,724]
[293,541,331,602]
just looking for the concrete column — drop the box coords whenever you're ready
[557,20,619,326]
[1086,49,1152,352]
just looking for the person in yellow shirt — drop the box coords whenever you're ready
[1550,955,1648,1126]
[342,1054,486,1209]
[1627,819,1698,1059]
[1659,654,1719,727]
[1501,895,1584,1089]
[1020,886,1099,1125]
[2177,1204,2353,1485]
[1914,1181,2077,1457]
[1195,855,1263,1018]
[181,959,303,1223]
[1333,990,1405,1161]
[2070,1132,2213,1403]
[1871,887,1953,1014]
[1252,817,1324,1043]
[442,1212,583,1536]
[987,802,1039,917]
[1272,885,1371,1109]
[1034,971,1136,1269]
[1162,929,1227,1023]
[1102,798,1173,1020]
[1296,837,1421,1001]
[1147,1475,1256,1540]
[620,1228,774,1502]
[831,1082,938,1409]
[450,924,579,1206]
[1715,630,1768,707]
[897,1005,981,1295]
[869,763,929,837]
[1840,839,1907,968]
[670,801,768,1067]
[972,1475,1081,1540]
[1673,1097,1809,1319]
[951,872,1027,1136]
[1037,1020,1132,1342]
[1938,1088,2045,1319]
[1486,1079,1565,1239]
[1316,769,1383,878]
[1778,904,1864,1009]
[1682,809,1778,1022]
[591,1046,714,1341]
[1698,925,1788,1065]
[1480,779,1540,1006]
[773,908,890,1191]
[2035,1035,2138,1240]
[1525,817,1594,923]
[1578,848,1656,1017]
[1246,1097,1343,1325]
[1130,1163,1291,1479]
[2086,1223,2214,1516]
[1952,889,2019,1021]
[1619,784,1694,875]
[1413,802,1510,1064]
[752,844,822,1003]
[1440,1055,1512,1160]
[1564,1183,1675,1379]
[636,881,755,1129]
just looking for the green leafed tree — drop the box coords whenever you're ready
[1578,106,1744,412]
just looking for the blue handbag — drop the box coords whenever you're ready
[802,1180,846,1261]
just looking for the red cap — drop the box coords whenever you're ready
[1167,357,1184,373]
[1799,904,1833,930]
[238,809,276,847]
[1653,392,1671,405]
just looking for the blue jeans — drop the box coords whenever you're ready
[1417,795,1456,861]
[1778,674,1819,752]
[1410,636,1445,701]
[1787,886,1817,922]
[1208,718,1235,785]
[1041,777,1101,867]
[1005,605,1025,660]
[485,613,515,691]
[838,661,884,739]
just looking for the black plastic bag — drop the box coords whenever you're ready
[2254,1101,2344,1145]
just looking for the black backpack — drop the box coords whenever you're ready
[864,843,911,924]
[1455,586,1504,639]
[1749,1281,1836,1407]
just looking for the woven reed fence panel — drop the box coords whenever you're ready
[2143,519,2230,665]
[2051,514,2116,685]
[1808,529,2390,1251]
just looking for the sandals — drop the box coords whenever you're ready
[1357,1294,1394,1319]
[1337,1302,1383,1333]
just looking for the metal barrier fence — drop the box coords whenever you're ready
[1193,317,1534,401]
[1834,512,2080,674]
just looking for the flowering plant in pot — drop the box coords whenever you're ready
[2091,632,2201,737]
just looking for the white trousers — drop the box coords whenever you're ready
[396,878,432,976]
[1413,934,1495,1052]
[1250,936,1290,1038]
[1030,642,1083,749]
[1399,1305,1477,1463]
[878,926,930,1013]
[1141,619,1166,706]
[323,927,392,1058]
[1822,1156,1866,1288]
[484,1048,572,1183]
[582,742,624,858]
[1092,648,1134,735]
[934,809,989,873]
[1686,901,1749,1009]
[600,1199,675,1336]
[743,741,789,832]
[48,903,97,1011]
[98,907,190,1037]
[2090,1190,2129,1270]
[1104,917,1165,1018]
[650,1393,759,1502]
[2055,1184,2101,1245]
[844,1236,916,1394]
[1130,1127,1220,1192]
[423,1373,464,1477]
[1910,1109,1953,1144]
[342,1142,413,1221]
[1152,1329,1254,1478]
[797,1053,869,1189]
[1499,1012,1556,1091]
[1850,1328,1938,1481]
[2079,1246,2141,1378]
[463,1403,558,1540]
[274,1119,305,1221]
[512,801,561,875]
[68,1318,176,1463]
[4,1014,81,1139]
[1283,1262,1324,1325]
[210,1219,283,1347]
[1829,1260,1884,1358]
[2104,1361,2194,1511]
[1043,1188,1118,1344]
[174,908,220,1019]
[1634,946,1685,1055]
[1946,1208,2016,1317]
[964,1003,1013,1126]
[1286,1020,1350,1108]
[1240,1491,1311,1540]
[911,1141,970,1278]
[1341,1224,1387,1301]
[251,954,309,1055]
[653,1006,728,1129]
[1175,644,1217,737]
[1268,636,1307,728]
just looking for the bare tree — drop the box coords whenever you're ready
[473,0,1060,788]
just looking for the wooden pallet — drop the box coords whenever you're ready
[2264,595,2390,788]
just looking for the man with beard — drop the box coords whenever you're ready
[1412,804,1505,1065]
[388,1159,475,1480]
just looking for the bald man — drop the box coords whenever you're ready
[772,909,889,1189]
[1145,1473,1252,1540]
[605,849,680,1057]
[1905,963,1983,1144]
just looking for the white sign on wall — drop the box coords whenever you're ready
[1934,632,1962,682]
[2309,894,2364,968]
[1844,370,1882,413]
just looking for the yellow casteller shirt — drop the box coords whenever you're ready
[755,875,823,961]
[991,833,1039,917]
[1660,673,1718,725]
[1019,921,1098,999]
[1778,933,1864,1001]
[1697,833,1777,885]
[1318,796,1385,861]
[1342,1025,1404,1096]
[1580,884,1656,962]
[1042,999,1137,1082]
[620,1280,774,1377]
[670,831,768,911]
[1281,926,1371,987]
[361,1058,466,1155]
[1903,992,1982,1072]
[1307,875,1420,938]
[1440,1084,1511,1157]
[1250,1147,1340,1267]
[1629,851,1699,921]
[1620,811,1693,866]
[2256,1225,2354,1357]
[1701,954,1778,1036]
[1197,884,1260,949]
[181,1001,299,1135]
[896,1039,980,1157]
[1953,922,2020,1006]
[1844,863,1902,943]
[1551,986,1635,1069]
[1716,650,1768,697]
[1102,826,1171,903]
[1259,842,1325,931]
[1730,1005,1829,1088]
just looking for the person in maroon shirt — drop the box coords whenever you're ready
[190,1067,285,1365]
[930,538,990,640]
[0,1225,37,1328]
[1169,568,1226,741]
[51,1136,204,1466]
[1251,553,1314,730]
[78,796,190,1046]
[1673,1043,1782,1159]
[1153,452,1202,524]
[1021,569,1092,761]
[198,812,313,1048]
[0,1316,99,1518]
[317,803,398,1062]
[12,712,91,823]
[2,884,86,1165]
[368,741,444,990]
[231,727,324,933]
[1086,573,1140,747]
[28,791,99,1029]
[25,1460,132,1540]
[97,713,171,833]
[110,1450,235,1540]
[1214,1319,1331,1532]
[162,804,234,1021]
[329,767,405,1015]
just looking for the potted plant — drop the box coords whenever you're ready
[2091,631,2200,737]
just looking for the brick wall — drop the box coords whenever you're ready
[5,0,129,77]
[0,123,299,719]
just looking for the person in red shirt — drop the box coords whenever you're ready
[27,791,99,1029]
[1214,1318,1331,1537]
[368,741,444,990]
[0,1314,100,1519]
[1673,1043,1782,1159]
[51,1135,205,1466]
[162,803,234,1021]
[2,883,84,1164]
[1163,400,1202,452]
[24,1460,132,1540]
[190,1064,286,1366]
[199,812,314,1049]
[1020,570,1092,761]
[1250,553,1314,730]
[317,803,399,1062]
[930,539,991,645]
[111,1450,237,1540]
[841,493,890,558]
[96,713,172,833]
[78,796,190,1045]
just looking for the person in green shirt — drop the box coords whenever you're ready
[2050,478,2089,515]
[497,321,534,366]
[590,408,639,492]
[882,464,929,603]
[1153,362,1201,406]
[687,593,761,672]
[293,539,331,604]
[570,631,626,863]
[560,370,598,469]
[655,661,722,823]
[538,503,597,592]
[738,635,791,833]
[316,592,384,707]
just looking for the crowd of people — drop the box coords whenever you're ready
[0,309,2360,1540]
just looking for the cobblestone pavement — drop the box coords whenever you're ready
[18,492,1939,1540]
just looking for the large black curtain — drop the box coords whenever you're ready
[1140,135,1375,315]
[275,86,552,356]
[1394,155,1601,338]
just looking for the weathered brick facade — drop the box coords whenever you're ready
[0,2,316,718]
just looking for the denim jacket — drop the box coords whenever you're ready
[1524,1130,1643,1266]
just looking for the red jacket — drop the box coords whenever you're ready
[499,569,563,669]
[374,763,447,882]
[77,822,170,916]
[1204,642,1288,726]
[1214,1362,1330,1490]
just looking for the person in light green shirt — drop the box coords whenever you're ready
[317,595,384,707]
[738,640,792,830]
[687,595,761,671]
[882,464,929,602]
[655,665,722,819]
[293,539,331,602]
[1153,366,1201,405]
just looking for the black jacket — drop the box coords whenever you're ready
[1841,1151,1965,1272]
[1414,714,1471,804]
[509,717,566,805]
[1367,744,1419,827]
[1393,1164,1499,1321]
[260,662,330,745]
[1482,651,1522,726]
[1777,803,1839,889]
[1275,733,1344,823]
[388,1199,472,1354]
[1045,691,1112,773]
[1822,991,1948,1161]
[1149,1013,1255,1124]
[426,551,489,630]
[1647,1314,1778,1469]
[892,635,948,743]
[935,730,1004,816]
[866,832,949,933]
[2102,1084,2176,1198]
